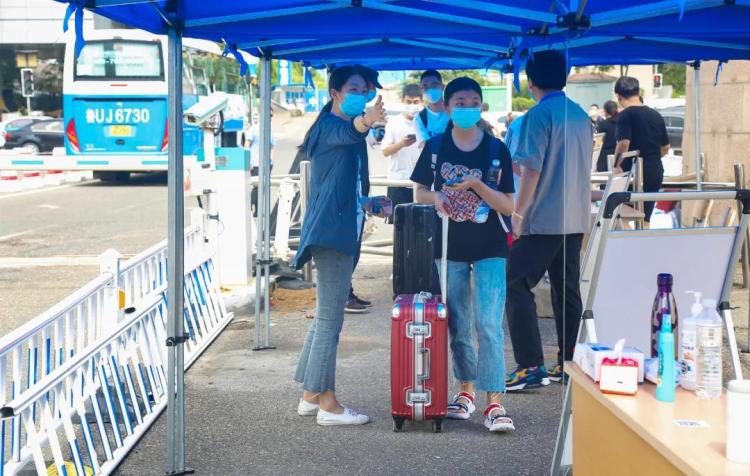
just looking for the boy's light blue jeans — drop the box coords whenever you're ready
[295,246,354,393]
[435,257,507,393]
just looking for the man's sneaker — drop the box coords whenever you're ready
[316,407,370,426]
[354,294,372,307]
[345,298,368,314]
[548,364,568,384]
[505,366,550,392]
[297,399,320,416]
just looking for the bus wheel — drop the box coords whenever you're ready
[95,172,130,183]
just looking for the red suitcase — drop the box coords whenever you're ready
[391,217,449,433]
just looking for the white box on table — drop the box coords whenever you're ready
[573,343,645,383]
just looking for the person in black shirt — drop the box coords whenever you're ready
[411,77,516,433]
[613,76,670,222]
[595,100,619,172]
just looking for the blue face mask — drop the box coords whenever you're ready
[340,93,367,117]
[450,107,482,129]
[424,87,443,104]
[367,90,377,102]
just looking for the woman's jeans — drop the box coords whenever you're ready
[435,257,507,393]
[295,246,354,393]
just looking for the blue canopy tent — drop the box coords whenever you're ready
[53,1,750,474]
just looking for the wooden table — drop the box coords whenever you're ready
[567,364,750,476]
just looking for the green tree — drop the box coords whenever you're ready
[512,96,536,111]
[660,64,686,97]
[34,61,63,95]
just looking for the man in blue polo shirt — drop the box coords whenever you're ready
[505,50,593,391]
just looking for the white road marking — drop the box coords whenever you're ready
[0,180,94,201]
[0,230,32,242]
[0,255,133,268]
[38,204,60,210]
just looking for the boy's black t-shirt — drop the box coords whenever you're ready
[615,105,670,172]
[410,132,515,262]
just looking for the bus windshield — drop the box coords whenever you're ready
[75,40,163,80]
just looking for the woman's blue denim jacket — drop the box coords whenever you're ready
[292,112,368,269]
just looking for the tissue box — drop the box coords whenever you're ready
[599,357,639,395]
[573,343,645,383]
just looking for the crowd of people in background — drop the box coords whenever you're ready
[289,51,669,429]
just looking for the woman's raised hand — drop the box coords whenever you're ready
[363,95,386,127]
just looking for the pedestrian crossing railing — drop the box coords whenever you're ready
[0,211,231,475]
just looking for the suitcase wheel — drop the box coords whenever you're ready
[431,419,443,433]
[392,417,406,432]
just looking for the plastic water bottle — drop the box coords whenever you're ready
[486,159,501,190]
[696,298,723,399]
[679,291,702,391]
[473,159,502,224]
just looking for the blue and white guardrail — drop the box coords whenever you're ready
[0,212,231,475]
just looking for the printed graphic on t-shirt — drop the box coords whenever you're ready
[441,162,483,223]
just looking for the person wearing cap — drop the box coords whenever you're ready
[343,65,383,314]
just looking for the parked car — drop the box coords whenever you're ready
[658,106,684,155]
[2,118,64,154]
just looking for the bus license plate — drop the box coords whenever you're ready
[108,125,133,137]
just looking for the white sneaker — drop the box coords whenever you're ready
[316,406,370,426]
[297,399,320,416]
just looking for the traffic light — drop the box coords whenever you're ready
[653,73,663,90]
[21,68,34,97]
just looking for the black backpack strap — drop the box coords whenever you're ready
[419,108,429,134]
[487,135,512,234]
[428,133,444,173]
[489,136,501,170]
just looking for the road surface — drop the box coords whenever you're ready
[0,112,383,336]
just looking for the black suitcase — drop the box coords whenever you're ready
[392,204,441,296]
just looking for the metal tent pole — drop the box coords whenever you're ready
[253,54,275,351]
[165,27,192,476]
[693,61,703,191]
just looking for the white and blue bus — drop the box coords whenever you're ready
[63,29,253,180]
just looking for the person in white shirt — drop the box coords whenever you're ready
[244,112,275,216]
[382,83,423,222]
[413,70,450,145]
[244,111,275,176]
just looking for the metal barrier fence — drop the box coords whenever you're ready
[0,213,230,475]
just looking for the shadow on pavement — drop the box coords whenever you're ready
[115,260,565,476]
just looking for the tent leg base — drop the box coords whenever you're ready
[166,468,195,476]
[252,346,277,351]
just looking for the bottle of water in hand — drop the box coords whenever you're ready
[696,298,723,400]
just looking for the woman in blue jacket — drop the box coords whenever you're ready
[293,66,387,426]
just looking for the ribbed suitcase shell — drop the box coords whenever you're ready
[391,293,448,431]
[392,204,440,296]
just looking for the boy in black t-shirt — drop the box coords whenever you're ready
[613,76,670,222]
[411,77,516,433]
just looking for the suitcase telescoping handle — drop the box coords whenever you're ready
[440,214,448,305]
[418,347,430,381]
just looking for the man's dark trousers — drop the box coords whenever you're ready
[506,234,584,368]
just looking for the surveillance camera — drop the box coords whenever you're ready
[184,92,230,126]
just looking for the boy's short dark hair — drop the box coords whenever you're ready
[420,69,442,83]
[603,100,619,116]
[525,50,568,90]
[444,77,483,104]
[614,76,640,99]
[402,83,422,98]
